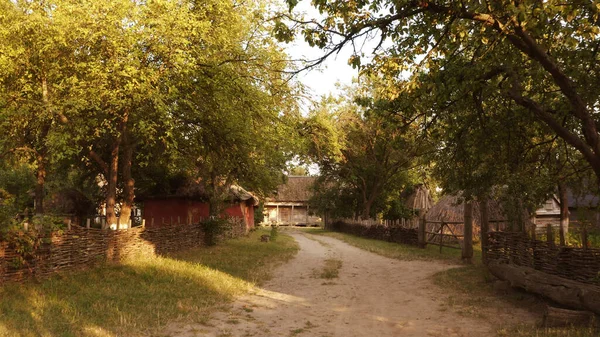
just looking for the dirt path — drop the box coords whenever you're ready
[162,232,532,337]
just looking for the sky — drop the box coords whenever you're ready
[281,1,360,112]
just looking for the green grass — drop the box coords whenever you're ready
[497,325,599,337]
[303,227,478,263]
[314,259,342,279]
[0,229,298,337]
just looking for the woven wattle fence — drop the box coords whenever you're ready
[0,218,246,283]
[331,220,419,246]
[488,232,600,285]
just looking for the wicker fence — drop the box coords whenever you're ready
[331,219,419,246]
[487,231,600,285]
[0,217,246,284]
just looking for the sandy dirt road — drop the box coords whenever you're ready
[163,231,533,337]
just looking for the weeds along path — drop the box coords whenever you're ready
[162,231,515,337]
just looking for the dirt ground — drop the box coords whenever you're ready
[161,231,536,337]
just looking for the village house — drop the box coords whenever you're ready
[263,176,321,226]
[140,184,258,231]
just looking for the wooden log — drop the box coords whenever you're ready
[488,262,600,315]
[543,306,596,328]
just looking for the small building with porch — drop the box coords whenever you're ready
[263,176,320,226]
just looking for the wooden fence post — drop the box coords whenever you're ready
[439,222,444,253]
[67,219,72,231]
[582,227,588,249]
[418,216,426,249]
[480,196,489,265]
[86,218,91,229]
[462,200,473,263]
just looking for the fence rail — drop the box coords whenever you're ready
[0,217,247,284]
[487,231,600,285]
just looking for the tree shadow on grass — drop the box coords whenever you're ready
[0,254,250,337]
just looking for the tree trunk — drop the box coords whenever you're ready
[362,198,374,220]
[543,306,596,328]
[557,182,569,246]
[462,200,473,263]
[118,129,135,228]
[34,154,46,215]
[34,75,50,215]
[105,140,120,229]
[488,262,600,315]
[480,196,490,265]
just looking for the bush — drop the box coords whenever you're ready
[201,218,230,246]
[269,225,279,242]
[1,215,65,268]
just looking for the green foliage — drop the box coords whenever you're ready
[282,0,600,211]
[0,162,35,213]
[1,215,64,268]
[254,202,265,226]
[0,0,301,218]
[304,81,421,219]
[269,225,279,242]
[0,188,17,229]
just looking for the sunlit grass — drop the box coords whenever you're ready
[0,229,298,337]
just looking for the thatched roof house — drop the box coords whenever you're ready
[268,176,317,203]
[426,194,507,224]
[404,184,434,214]
[263,176,320,225]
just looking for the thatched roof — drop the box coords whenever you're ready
[404,184,434,212]
[139,179,258,205]
[229,185,259,206]
[426,193,507,224]
[269,176,316,202]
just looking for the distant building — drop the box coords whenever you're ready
[263,176,320,226]
[533,195,561,229]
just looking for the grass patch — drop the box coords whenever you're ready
[498,325,599,337]
[432,264,540,317]
[0,229,298,337]
[303,228,477,262]
[170,228,298,285]
[314,259,342,279]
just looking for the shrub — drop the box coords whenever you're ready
[201,218,230,246]
[1,215,65,268]
[270,225,279,242]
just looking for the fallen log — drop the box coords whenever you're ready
[543,306,596,328]
[488,262,600,315]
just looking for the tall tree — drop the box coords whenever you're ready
[278,0,600,187]
[305,81,422,219]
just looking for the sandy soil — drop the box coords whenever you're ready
[161,231,535,337]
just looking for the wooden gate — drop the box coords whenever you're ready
[425,221,464,252]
